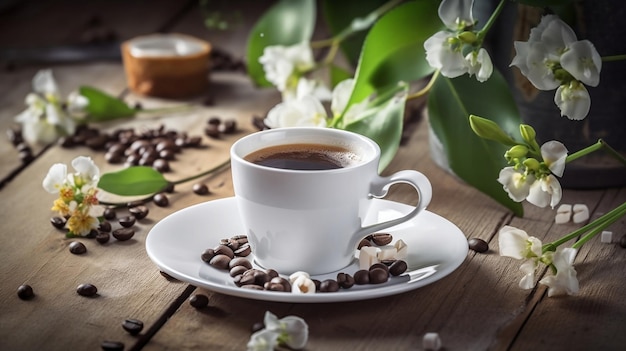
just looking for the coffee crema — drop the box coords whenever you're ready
[244,143,359,170]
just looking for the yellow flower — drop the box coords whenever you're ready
[66,210,98,236]
[82,188,99,206]
[59,186,74,202]
[51,198,70,217]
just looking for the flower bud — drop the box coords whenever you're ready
[458,31,477,44]
[469,115,517,146]
[523,158,540,171]
[505,145,529,159]
[519,124,536,144]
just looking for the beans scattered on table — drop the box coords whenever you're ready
[50,216,66,229]
[17,284,34,300]
[122,318,144,335]
[77,283,98,297]
[69,241,87,255]
[468,238,489,253]
[189,294,209,308]
[112,228,135,241]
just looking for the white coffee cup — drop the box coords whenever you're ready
[230,127,432,275]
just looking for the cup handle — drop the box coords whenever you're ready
[351,170,432,246]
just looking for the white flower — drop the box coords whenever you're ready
[465,48,493,82]
[424,31,468,78]
[330,79,355,116]
[497,167,535,202]
[259,42,315,93]
[247,329,279,351]
[42,163,68,194]
[14,70,85,144]
[438,0,474,30]
[499,226,544,290]
[510,15,576,91]
[264,95,328,128]
[498,225,542,260]
[70,156,100,188]
[554,82,591,121]
[560,40,601,87]
[526,174,562,209]
[539,247,579,297]
[290,77,332,102]
[540,140,568,177]
[264,311,309,350]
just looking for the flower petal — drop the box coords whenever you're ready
[32,69,60,97]
[541,141,568,177]
[424,31,468,78]
[560,40,602,87]
[331,79,355,116]
[498,225,529,259]
[438,0,474,30]
[497,167,534,202]
[554,83,591,121]
[42,163,68,194]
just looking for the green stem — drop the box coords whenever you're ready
[572,201,626,249]
[601,54,626,62]
[566,139,626,166]
[407,70,440,101]
[476,0,507,41]
[544,201,626,250]
[99,158,231,208]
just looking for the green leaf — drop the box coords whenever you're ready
[245,0,316,87]
[98,166,168,196]
[347,0,442,108]
[321,0,388,67]
[79,86,136,121]
[428,70,524,216]
[343,82,408,172]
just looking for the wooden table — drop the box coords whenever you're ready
[1,1,624,350]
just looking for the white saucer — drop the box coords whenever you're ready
[146,197,468,303]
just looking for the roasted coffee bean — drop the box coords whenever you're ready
[229,257,252,270]
[371,233,393,246]
[214,244,234,258]
[319,279,340,292]
[51,216,66,229]
[231,234,248,244]
[234,273,255,286]
[620,234,626,249]
[19,150,34,163]
[69,241,87,255]
[189,294,209,308]
[253,271,270,286]
[153,158,170,172]
[186,136,202,147]
[152,193,169,207]
[192,183,210,195]
[112,228,135,241]
[230,265,248,277]
[270,276,291,292]
[389,260,408,276]
[159,149,175,160]
[264,281,285,291]
[77,283,98,297]
[204,124,220,138]
[221,119,237,134]
[337,273,355,289]
[118,216,136,228]
[208,116,221,126]
[357,238,372,249]
[209,254,231,270]
[129,205,149,220]
[96,231,111,244]
[468,238,489,253]
[369,263,389,275]
[369,268,389,284]
[103,208,117,220]
[354,270,370,285]
[266,269,279,280]
[98,221,112,232]
[101,340,124,351]
[122,318,144,335]
[17,284,34,300]
[7,127,23,146]
[234,243,251,257]
[201,248,216,263]
[163,183,175,193]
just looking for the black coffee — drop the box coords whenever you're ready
[245,143,358,170]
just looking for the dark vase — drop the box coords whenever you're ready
[486,1,626,188]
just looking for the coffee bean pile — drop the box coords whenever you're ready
[201,234,409,293]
